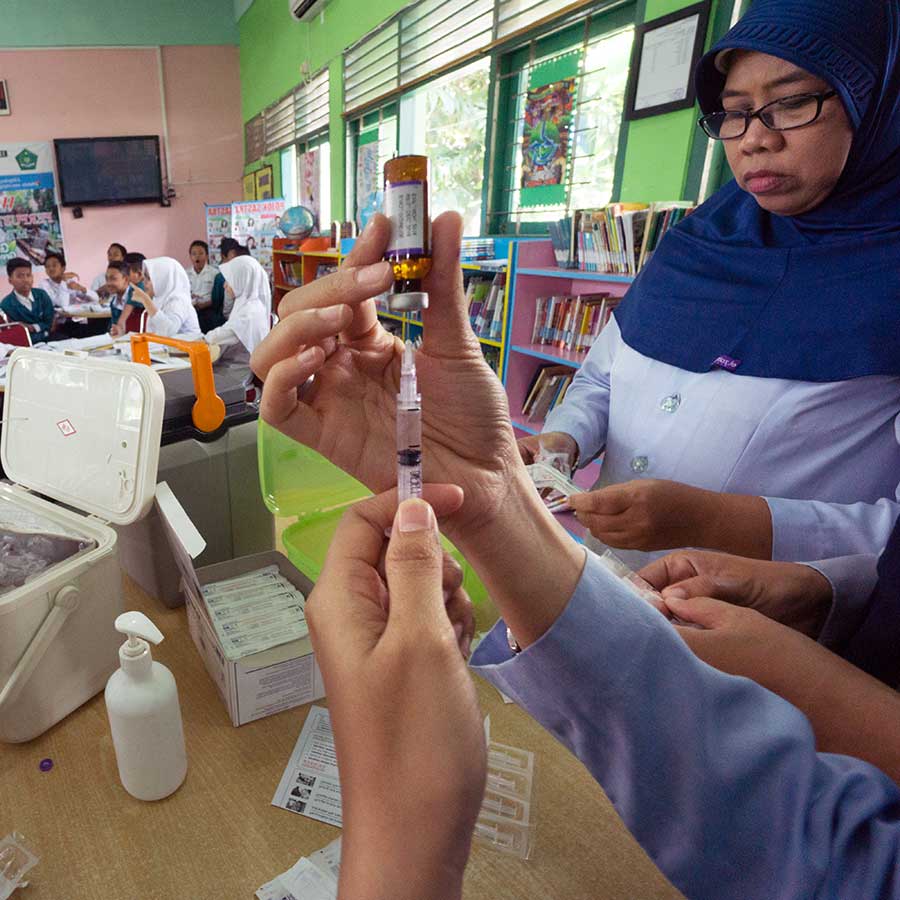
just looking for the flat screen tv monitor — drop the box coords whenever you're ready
[54,136,163,206]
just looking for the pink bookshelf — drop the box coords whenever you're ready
[502,239,633,542]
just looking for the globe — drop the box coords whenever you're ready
[278,205,316,239]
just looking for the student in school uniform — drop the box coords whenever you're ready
[518,0,900,572]
[1,258,55,343]
[40,251,99,308]
[105,261,144,335]
[129,257,200,338]
[90,242,127,296]
[185,240,219,304]
[203,255,270,364]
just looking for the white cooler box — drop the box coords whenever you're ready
[0,349,163,743]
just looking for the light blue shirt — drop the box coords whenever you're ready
[543,316,900,567]
[470,551,900,898]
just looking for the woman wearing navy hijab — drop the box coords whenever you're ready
[245,2,900,899]
[524,0,900,580]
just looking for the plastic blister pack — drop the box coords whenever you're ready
[596,549,662,607]
[0,832,39,899]
[526,462,583,513]
[475,740,536,860]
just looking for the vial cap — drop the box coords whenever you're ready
[387,291,429,312]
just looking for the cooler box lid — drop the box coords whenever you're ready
[1,349,165,525]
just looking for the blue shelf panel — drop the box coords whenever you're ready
[510,344,586,367]
[517,267,636,284]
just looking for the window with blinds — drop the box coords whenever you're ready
[496,0,585,39]
[264,93,295,155]
[344,0,610,117]
[344,21,400,113]
[295,68,330,142]
[261,69,331,157]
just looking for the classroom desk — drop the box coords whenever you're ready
[58,308,112,319]
[0,576,683,900]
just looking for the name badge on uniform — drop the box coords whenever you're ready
[712,355,741,371]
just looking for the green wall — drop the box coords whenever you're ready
[240,0,739,220]
[3,0,238,46]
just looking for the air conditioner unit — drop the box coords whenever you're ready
[289,0,327,21]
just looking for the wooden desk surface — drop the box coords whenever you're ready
[0,577,682,900]
[59,308,112,319]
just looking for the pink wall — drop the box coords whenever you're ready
[0,46,243,289]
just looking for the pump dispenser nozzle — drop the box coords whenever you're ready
[115,611,164,656]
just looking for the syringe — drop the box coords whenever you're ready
[397,340,422,502]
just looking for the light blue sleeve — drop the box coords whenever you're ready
[764,495,900,561]
[469,552,900,899]
[541,316,620,465]
[804,555,879,649]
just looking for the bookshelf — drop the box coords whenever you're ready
[272,236,344,314]
[501,239,636,542]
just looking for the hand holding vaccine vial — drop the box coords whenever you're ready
[397,341,422,502]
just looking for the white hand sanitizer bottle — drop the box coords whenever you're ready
[104,611,188,801]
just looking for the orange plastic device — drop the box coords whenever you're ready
[130,333,227,433]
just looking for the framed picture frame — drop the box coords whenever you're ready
[624,1,711,121]
[0,80,10,116]
[255,165,274,200]
[242,171,257,201]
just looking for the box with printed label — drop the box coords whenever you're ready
[157,485,324,726]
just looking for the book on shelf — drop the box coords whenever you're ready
[278,259,303,287]
[550,201,694,276]
[465,272,506,340]
[531,292,619,352]
[521,363,574,422]
[315,263,338,279]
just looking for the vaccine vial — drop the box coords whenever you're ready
[383,154,431,312]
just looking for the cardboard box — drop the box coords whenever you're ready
[158,484,325,726]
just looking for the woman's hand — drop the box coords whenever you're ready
[130,284,157,317]
[566,479,773,558]
[639,550,833,637]
[307,491,485,900]
[517,431,578,468]
[251,212,519,540]
[664,593,900,784]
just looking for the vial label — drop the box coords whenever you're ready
[385,181,425,255]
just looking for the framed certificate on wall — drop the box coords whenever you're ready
[625,1,711,120]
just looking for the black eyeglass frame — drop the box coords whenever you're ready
[698,89,838,140]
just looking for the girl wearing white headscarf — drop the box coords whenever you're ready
[131,257,201,338]
[204,256,271,363]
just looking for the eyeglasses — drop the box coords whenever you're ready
[698,90,838,140]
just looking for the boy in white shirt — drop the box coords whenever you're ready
[185,240,219,305]
[41,252,99,309]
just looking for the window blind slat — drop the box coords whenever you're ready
[294,69,330,142]
[497,0,577,37]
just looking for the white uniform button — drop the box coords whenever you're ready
[660,393,681,413]
[630,456,649,474]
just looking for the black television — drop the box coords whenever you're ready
[54,136,163,206]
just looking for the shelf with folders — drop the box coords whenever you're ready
[501,239,634,541]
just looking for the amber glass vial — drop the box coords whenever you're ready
[383,154,432,310]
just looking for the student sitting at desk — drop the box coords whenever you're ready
[106,261,144,336]
[129,257,200,339]
[90,242,127,296]
[202,255,270,363]
[2,258,55,343]
[40,251,99,308]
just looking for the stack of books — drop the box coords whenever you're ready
[521,364,574,423]
[461,238,496,261]
[466,272,506,341]
[548,201,695,274]
[278,260,303,286]
[531,293,620,353]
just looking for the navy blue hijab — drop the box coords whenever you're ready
[616,0,900,381]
